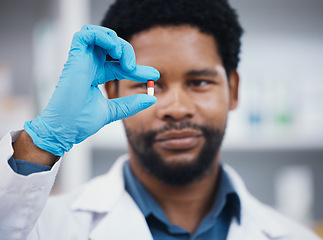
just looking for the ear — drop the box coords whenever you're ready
[228,70,239,110]
[105,81,118,99]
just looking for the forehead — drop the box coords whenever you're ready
[129,26,223,68]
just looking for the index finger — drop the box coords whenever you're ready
[99,61,160,86]
[81,25,137,73]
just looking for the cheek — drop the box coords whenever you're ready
[194,91,230,124]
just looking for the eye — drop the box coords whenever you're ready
[188,79,215,89]
[132,83,147,89]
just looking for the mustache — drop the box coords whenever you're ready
[156,121,202,133]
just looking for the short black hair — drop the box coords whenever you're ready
[101,0,243,76]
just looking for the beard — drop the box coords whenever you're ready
[124,121,225,186]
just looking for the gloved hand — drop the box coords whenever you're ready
[24,25,159,156]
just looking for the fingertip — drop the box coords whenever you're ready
[119,39,136,72]
[148,95,157,103]
[143,66,160,81]
[138,94,157,109]
[110,49,122,60]
[152,68,160,81]
[111,45,122,60]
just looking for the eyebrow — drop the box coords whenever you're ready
[158,69,218,79]
[185,69,218,77]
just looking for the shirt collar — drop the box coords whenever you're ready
[123,161,241,225]
[211,165,241,224]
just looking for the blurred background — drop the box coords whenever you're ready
[0,0,322,236]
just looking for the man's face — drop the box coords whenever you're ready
[106,26,239,185]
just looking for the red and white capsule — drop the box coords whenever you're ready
[147,80,154,96]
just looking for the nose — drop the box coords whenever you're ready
[156,85,195,122]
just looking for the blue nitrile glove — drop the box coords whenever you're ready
[24,25,159,156]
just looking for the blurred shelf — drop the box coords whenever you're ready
[0,96,34,137]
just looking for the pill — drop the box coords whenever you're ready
[147,80,154,96]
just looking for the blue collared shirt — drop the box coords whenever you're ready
[123,161,241,240]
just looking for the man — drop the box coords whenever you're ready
[0,0,320,239]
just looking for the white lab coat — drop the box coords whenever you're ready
[0,131,321,240]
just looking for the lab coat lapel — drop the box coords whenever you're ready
[72,155,153,240]
[224,164,289,240]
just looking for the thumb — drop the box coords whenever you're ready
[106,94,157,122]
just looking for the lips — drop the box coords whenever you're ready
[155,129,203,151]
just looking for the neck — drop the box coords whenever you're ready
[129,153,221,233]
